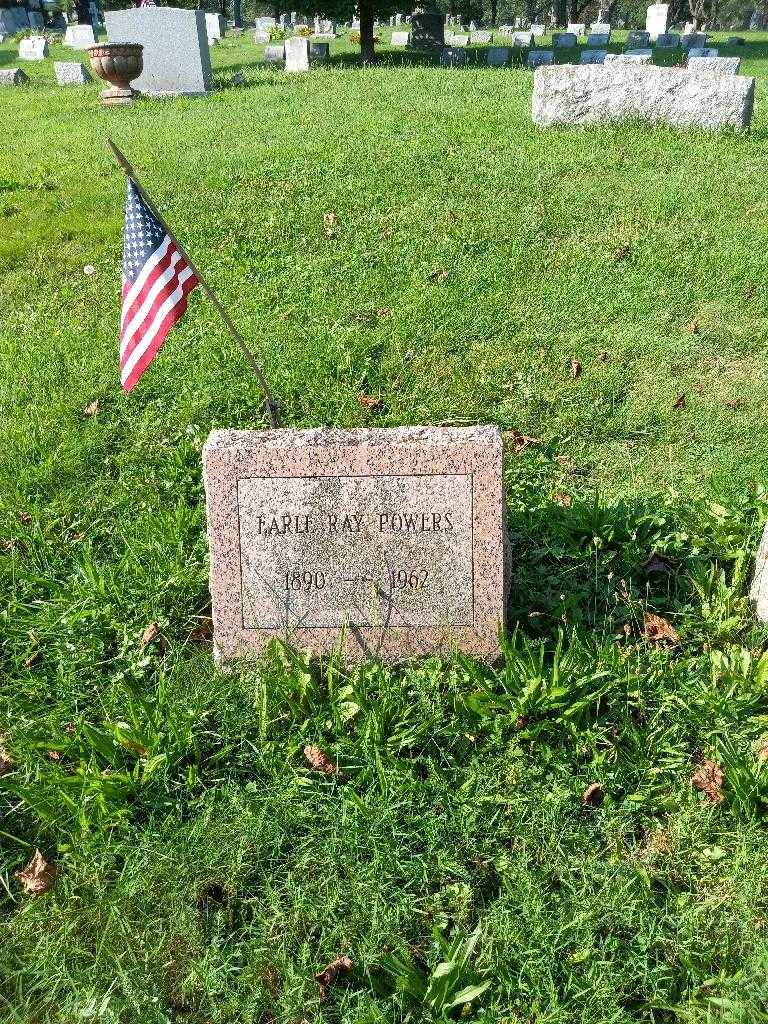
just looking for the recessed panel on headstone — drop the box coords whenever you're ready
[204,426,507,664]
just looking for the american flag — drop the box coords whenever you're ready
[120,178,199,392]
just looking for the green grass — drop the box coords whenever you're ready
[4,27,768,1024]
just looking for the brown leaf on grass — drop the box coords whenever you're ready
[47,750,62,761]
[447,209,458,223]
[303,745,345,778]
[357,394,382,411]
[503,430,541,454]
[614,243,630,261]
[745,284,755,299]
[552,493,573,507]
[642,553,674,575]
[140,622,161,647]
[428,268,450,283]
[323,211,338,238]
[692,759,725,804]
[18,511,32,525]
[673,393,687,410]
[14,850,56,896]
[0,736,13,776]
[598,351,609,363]
[83,400,100,417]
[570,358,582,379]
[1,538,26,554]
[582,782,604,807]
[643,612,678,645]
[23,651,42,669]
[377,307,392,319]
[757,738,768,762]
[688,320,700,335]
[190,616,213,644]
[314,956,353,998]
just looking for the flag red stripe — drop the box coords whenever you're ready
[122,294,191,393]
[121,236,172,327]
[120,271,198,391]
[120,256,195,366]
[120,244,178,345]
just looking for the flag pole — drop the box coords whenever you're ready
[106,139,279,429]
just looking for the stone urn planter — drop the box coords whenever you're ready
[87,42,143,106]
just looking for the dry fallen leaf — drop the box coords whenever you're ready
[552,493,573,507]
[582,782,604,807]
[745,284,755,299]
[673,393,687,410]
[47,750,62,761]
[377,307,392,319]
[314,956,353,998]
[83,400,100,417]
[642,553,674,575]
[1,539,24,554]
[304,745,345,778]
[141,622,161,646]
[323,211,338,238]
[18,511,32,525]
[692,760,725,804]
[14,850,56,896]
[23,651,42,669]
[614,243,630,261]
[0,735,13,776]
[357,394,382,411]
[570,358,582,379]
[190,616,213,644]
[503,430,541,454]
[598,351,609,363]
[757,738,768,762]
[428,268,450,283]
[643,612,679,645]
[688,320,700,335]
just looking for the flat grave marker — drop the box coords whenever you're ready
[203,426,507,665]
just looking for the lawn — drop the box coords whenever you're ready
[3,26,768,1024]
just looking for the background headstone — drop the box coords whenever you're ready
[19,36,48,59]
[447,33,469,45]
[309,40,329,60]
[64,24,97,48]
[205,13,225,39]
[470,29,492,43]
[487,46,509,64]
[687,54,740,73]
[285,34,309,71]
[625,30,650,46]
[554,32,577,46]
[655,32,680,47]
[532,62,754,130]
[391,30,409,45]
[440,44,467,65]
[688,46,719,56]
[54,60,92,84]
[645,2,668,41]
[105,7,212,96]
[264,43,285,62]
[567,21,585,34]
[580,48,608,63]
[605,51,652,63]
[0,67,29,85]
[203,426,507,665]
[527,49,554,67]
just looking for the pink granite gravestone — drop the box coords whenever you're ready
[203,425,507,664]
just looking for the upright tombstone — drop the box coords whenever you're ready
[203,426,507,665]
[580,48,608,63]
[447,33,469,45]
[64,24,97,48]
[0,9,15,33]
[586,32,610,45]
[309,40,329,60]
[105,7,212,96]
[567,21,585,34]
[487,46,510,64]
[750,522,768,622]
[285,34,310,70]
[391,30,410,45]
[441,44,467,64]
[205,13,225,39]
[655,32,680,47]
[19,36,48,59]
[681,31,707,47]
[264,42,285,62]
[28,12,44,29]
[625,30,650,46]
[554,31,577,46]
[645,2,668,41]
[529,23,546,35]
[527,48,554,67]
[10,7,29,29]
[512,31,533,45]
[253,29,271,41]
[624,47,653,56]
[54,60,93,84]
[407,3,444,48]
[470,29,492,42]
[687,46,719,56]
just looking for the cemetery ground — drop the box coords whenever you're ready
[6,26,768,1023]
